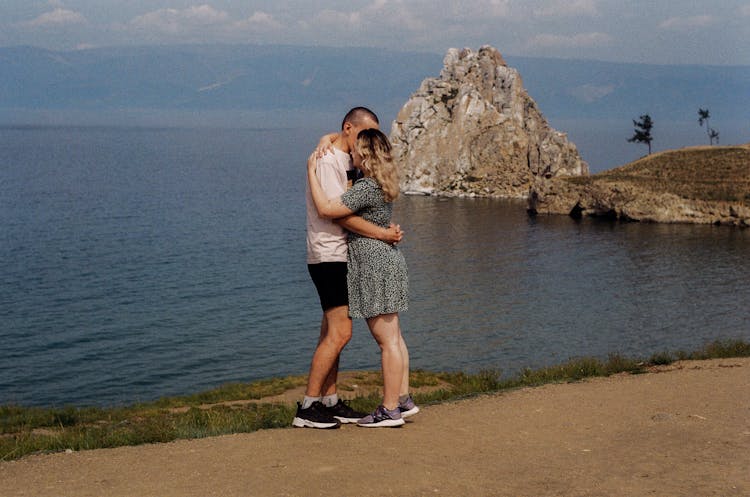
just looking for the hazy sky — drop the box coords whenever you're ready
[1,0,749,65]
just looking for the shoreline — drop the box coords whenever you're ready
[2,340,749,464]
[1,356,748,496]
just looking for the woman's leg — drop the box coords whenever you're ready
[366,312,404,410]
[398,329,410,397]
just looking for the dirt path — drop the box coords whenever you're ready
[2,358,749,497]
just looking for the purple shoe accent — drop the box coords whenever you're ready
[398,395,420,418]
[357,405,405,428]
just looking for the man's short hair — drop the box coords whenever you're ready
[341,107,379,130]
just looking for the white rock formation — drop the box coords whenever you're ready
[390,46,588,198]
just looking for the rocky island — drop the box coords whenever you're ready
[528,144,750,227]
[389,45,588,198]
[390,45,748,227]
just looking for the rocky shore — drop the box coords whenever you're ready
[528,144,750,227]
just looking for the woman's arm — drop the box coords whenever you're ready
[307,152,355,219]
[336,217,404,244]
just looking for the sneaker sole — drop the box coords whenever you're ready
[333,416,361,424]
[292,417,340,429]
[400,406,420,418]
[357,418,405,428]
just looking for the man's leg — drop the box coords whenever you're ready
[293,306,352,429]
[316,313,339,398]
[305,305,352,398]
[294,262,353,428]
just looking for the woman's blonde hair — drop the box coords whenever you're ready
[355,128,400,202]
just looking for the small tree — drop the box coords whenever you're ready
[698,108,719,145]
[628,114,654,155]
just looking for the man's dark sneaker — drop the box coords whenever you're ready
[356,405,405,428]
[398,394,420,418]
[292,401,341,429]
[325,399,367,424]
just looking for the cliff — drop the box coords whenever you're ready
[528,144,750,227]
[389,46,589,198]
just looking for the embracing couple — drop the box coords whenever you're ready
[293,107,418,429]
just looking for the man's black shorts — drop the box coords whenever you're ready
[308,262,348,311]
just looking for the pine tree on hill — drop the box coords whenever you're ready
[628,114,654,155]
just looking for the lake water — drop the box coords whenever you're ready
[1,126,748,407]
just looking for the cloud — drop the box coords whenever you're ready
[658,15,717,30]
[308,2,427,35]
[312,8,362,26]
[128,5,281,38]
[234,12,283,31]
[23,8,86,28]
[445,0,511,19]
[526,32,612,49]
[306,0,511,35]
[130,5,230,34]
[362,1,428,31]
[740,5,750,16]
[533,0,599,18]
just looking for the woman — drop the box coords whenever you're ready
[307,128,416,427]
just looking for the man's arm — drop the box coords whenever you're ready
[336,216,403,244]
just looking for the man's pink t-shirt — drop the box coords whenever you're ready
[306,148,353,264]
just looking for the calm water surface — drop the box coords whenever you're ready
[1,126,748,407]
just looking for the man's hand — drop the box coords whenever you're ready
[383,223,404,245]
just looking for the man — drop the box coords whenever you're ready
[293,107,402,429]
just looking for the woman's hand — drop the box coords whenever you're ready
[384,223,404,245]
[312,132,338,159]
[307,151,318,175]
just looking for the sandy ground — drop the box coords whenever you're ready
[1,358,749,497]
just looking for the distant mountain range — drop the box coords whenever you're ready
[1,44,748,126]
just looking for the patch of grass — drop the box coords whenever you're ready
[510,353,643,388]
[649,351,675,365]
[408,369,443,388]
[679,339,750,360]
[1,403,296,462]
[0,405,119,435]
[590,145,750,205]
[146,375,308,409]
[2,339,747,461]
[411,369,505,405]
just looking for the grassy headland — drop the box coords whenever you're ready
[530,143,750,225]
[567,144,750,204]
[2,339,749,462]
